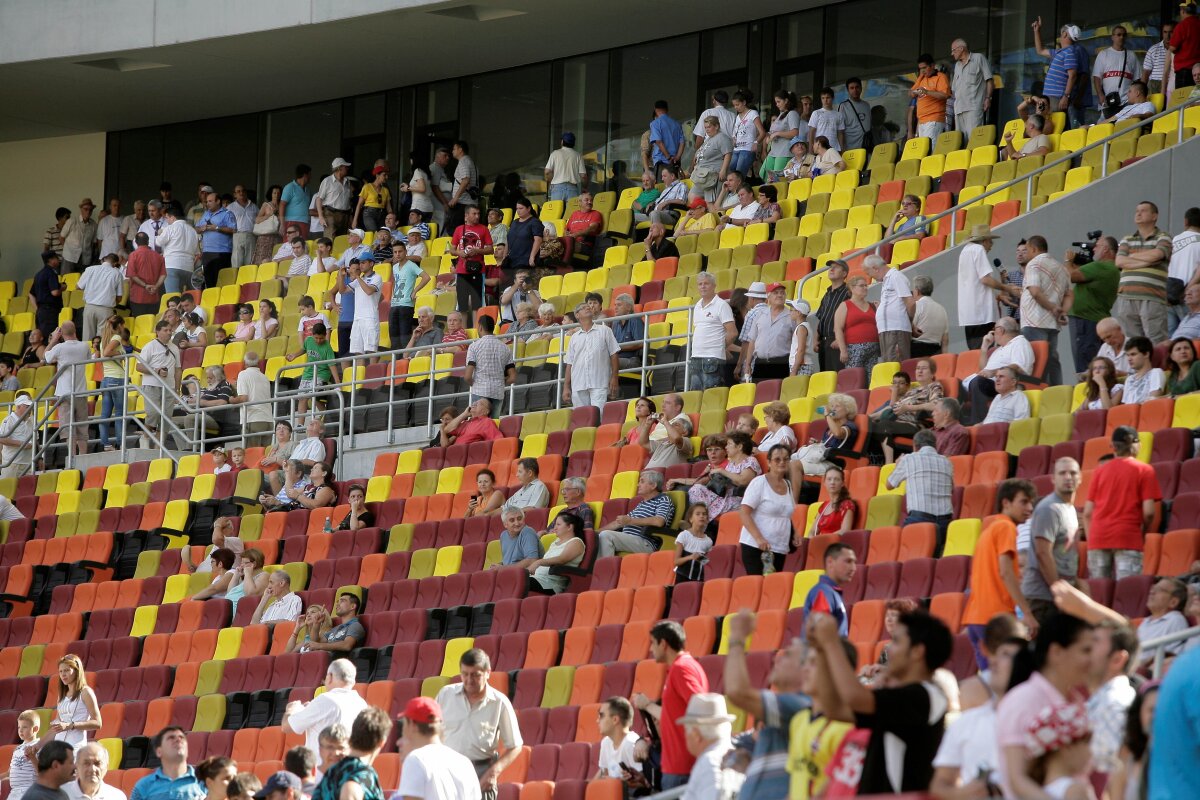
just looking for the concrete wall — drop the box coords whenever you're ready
[0,133,106,283]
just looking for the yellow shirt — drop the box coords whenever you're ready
[678,212,718,234]
[359,183,391,209]
[788,709,853,800]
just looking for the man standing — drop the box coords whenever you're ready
[1086,622,1138,779]
[282,659,368,757]
[1020,235,1071,386]
[888,429,954,556]
[28,741,76,800]
[335,257,382,357]
[310,709,391,800]
[63,743,126,800]
[126,233,166,318]
[962,479,1039,667]
[60,198,97,273]
[77,254,125,341]
[867,255,914,362]
[693,90,736,147]
[1113,200,1173,344]
[745,283,796,381]
[137,320,180,449]
[195,192,236,289]
[1023,457,1084,627]
[734,282,768,379]
[45,322,91,458]
[234,351,273,447]
[1168,207,1200,333]
[1092,25,1137,107]
[315,158,354,238]
[678,695,739,800]
[838,78,872,152]
[958,225,1012,349]
[130,728,204,800]
[1084,425,1161,580]
[227,185,258,268]
[395,697,482,800]
[649,101,685,180]
[633,621,709,791]
[544,132,587,202]
[156,207,200,294]
[563,301,620,409]
[912,54,950,140]
[249,570,303,626]
[810,258,850,373]
[435,649,522,800]
[465,316,516,417]
[1066,237,1120,374]
[809,609,952,795]
[1168,2,1200,89]
[689,272,737,390]
[445,140,480,235]
[1143,21,1175,94]
[30,250,65,337]
[911,274,949,356]
[802,543,857,637]
[449,206,493,329]
[95,198,126,260]
[43,207,70,258]
[950,38,994,137]
[138,200,167,253]
[0,395,35,478]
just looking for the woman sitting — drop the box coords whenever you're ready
[676,431,760,519]
[254,299,280,340]
[286,604,332,654]
[339,484,375,530]
[259,459,310,512]
[232,304,256,342]
[667,434,726,490]
[465,468,507,517]
[674,503,714,583]
[886,194,928,241]
[757,401,797,453]
[292,462,336,510]
[526,511,586,595]
[1076,356,1122,411]
[190,548,237,600]
[176,312,207,349]
[870,358,945,463]
[1165,338,1200,396]
[811,135,846,175]
[224,548,269,616]
[511,302,540,339]
[789,393,859,492]
[807,465,856,537]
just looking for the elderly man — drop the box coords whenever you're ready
[505,458,550,511]
[45,322,91,458]
[282,659,368,756]
[963,317,1034,425]
[156,206,200,294]
[408,306,444,349]
[289,418,327,471]
[311,709,390,800]
[644,221,680,261]
[63,743,125,800]
[610,293,645,370]
[689,272,737,390]
[742,283,796,381]
[647,163,690,227]
[888,429,955,557]
[195,191,236,289]
[440,399,500,447]
[250,569,303,625]
[958,225,1016,349]
[982,366,1031,424]
[497,507,542,568]
[1113,200,1173,344]
[499,270,542,323]
[316,158,354,237]
[950,38,994,137]
[77,254,125,341]
[1020,235,1072,386]
[137,319,180,449]
[1066,237,1120,373]
[1137,578,1190,665]
[552,477,595,531]
[932,397,970,456]
[130,727,204,800]
[234,351,273,447]
[396,697,483,800]
[639,406,694,469]
[126,232,166,318]
[1094,317,1130,375]
[911,274,949,356]
[1171,284,1200,339]
[185,365,238,442]
[61,197,98,273]
[0,395,35,478]
[814,259,851,371]
[435,649,523,800]
[563,302,620,409]
[465,315,516,418]
[678,695,738,800]
[867,255,915,362]
[598,471,676,558]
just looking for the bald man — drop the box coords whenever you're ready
[45,320,93,456]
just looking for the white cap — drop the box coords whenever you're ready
[14,395,32,407]
[787,299,811,315]
[331,158,352,169]
[348,228,366,239]
[746,281,768,299]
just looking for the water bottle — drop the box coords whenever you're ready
[743,369,753,384]
[761,549,775,575]
[323,515,333,535]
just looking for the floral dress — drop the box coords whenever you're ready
[687,457,762,518]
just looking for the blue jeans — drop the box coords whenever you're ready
[967,623,990,670]
[903,510,952,558]
[548,183,580,201]
[730,149,755,176]
[661,774,689,791]
[99,377,126,447]
[1020,325,1061,386]
[166,269,190,294]
[1068,316,1102,377]
[688,357,726,391]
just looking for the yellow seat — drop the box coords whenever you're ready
[433,545,463,576]
[900,137,930,162]
[918,154,945,178]
[943,519,982,557]
[1063,166,1093,193]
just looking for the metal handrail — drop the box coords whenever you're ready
[1145,623,1200,678]
[796,94,1200,302]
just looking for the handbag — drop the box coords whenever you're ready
[690,166,717,189]
[253,214,279,236]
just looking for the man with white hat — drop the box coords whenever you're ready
[734,281,769,379]
[1032,18,1091,128]
[0,394,33,480]
[678,694,741,800]
[958,224,1017,350]
[316,158,354,238]
[788,298,819,375]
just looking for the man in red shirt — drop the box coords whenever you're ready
[438,398,501,446]
[1083,425,1161,580]
[1169,2,1200,88]
[962,478,1039,668]
[632,620,709,790]
[125,231,166,317]
[449,205,493,328]
[564,191,604,268]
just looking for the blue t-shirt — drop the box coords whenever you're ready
[1149,646,1200,799]
[650,114,683,165]
[738,690,813,800]
[130,768,206,800]
[281,180,311,224]
[197,207,236,253]
[896,215,928,237]
[391,261,424,308]
[499,525,543,565]
[1043,45,1091,104]
[802,575,848,636]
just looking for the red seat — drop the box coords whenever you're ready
[897,558,935,598]
[861,561,899,601]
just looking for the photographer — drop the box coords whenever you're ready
[1066,234,1119,374]
[499,271,542,323]
[1017,93,1057,134]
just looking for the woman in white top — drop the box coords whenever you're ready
[761,90,803,180]
[1075,356,1122,412]
[737,444,796,576]
[190,547,237,601]
[400,155,434,221]
[811,136,846,175]
[41,655,101,752]
[729,90,766,177]
[177,312,207,349]
[757,401,798,453]
[526,511,586,594]
[255,299,280,340]
[1,711,40,800]
[674,503,714,583]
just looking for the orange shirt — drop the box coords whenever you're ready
[962,516,1018,625]
[913,72,950,123]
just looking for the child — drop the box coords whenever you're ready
[286,322,340,423]
[211,447,231,474]
[674,504,714,582]
[212,327,229,345]
[1024,703,1096,800]
[0,710,40,800]
[228,447,246,473]
[296,295,331,340]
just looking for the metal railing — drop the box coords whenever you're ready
[1145,623,1200,678]
[796,94,1200,302]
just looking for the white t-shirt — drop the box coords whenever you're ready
[693,104,737,139]
[286,686,368,756]
[738,475,794,554]
[397,743,482,800]
[1168,230,1200,284]
[1121,367,1165,405]
[1091,47,1138,103]
[876,268,913,333]
[983,335,1035,375]
[308,256,335,276]
[958,242,999,326]
[63,780,127,800]
[692,295,734,359]
[351,271,383,323]
[1108,101,1156,122]
[808,108,844,145]
[598,731,643,779]
[913,296,949,345]
[932,703,1001,787]
[983,390,1031,424]
[45,340,91,397]
[727,202,761,222]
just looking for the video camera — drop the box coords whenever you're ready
[1070,230,1103,265]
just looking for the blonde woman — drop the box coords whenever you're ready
[37,655,101,752]
[97,316,128,451]
[288,605,333,654]
[789,392,860,487]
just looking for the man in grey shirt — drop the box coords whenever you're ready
[498,507,543,568]
[1022,457,1082,627]
[27,741,75,800]
[839,77,872,151]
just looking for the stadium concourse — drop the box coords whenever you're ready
[3,47,1200,800]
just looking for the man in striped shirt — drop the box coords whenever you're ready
[1142,22,1175,95]
[1112,200,1173,344]
[888,429,955,556]
[597,471,676,557]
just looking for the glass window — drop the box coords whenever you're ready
[461,63,551,202]
[162,116,260,205]
[610,36,699,181]
[416,80,459,126]
[109,128,165,208]
[776,10,823,60]
[701,25,748,75]
[344,93,386,138]
[553,53,611,194]
[266,101,341,187]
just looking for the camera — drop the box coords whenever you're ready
[1070,229,1103,265]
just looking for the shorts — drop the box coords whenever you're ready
[349,320,380,353]
[1087,548,1143,581]
[298,377,327,394]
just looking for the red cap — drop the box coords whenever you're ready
[688,196,707,210]
[399,696,441,724]
[766,282,786,293]
[372,165,388,176]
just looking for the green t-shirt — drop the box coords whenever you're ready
[1070,259,1119,322]
[302,336,335,382]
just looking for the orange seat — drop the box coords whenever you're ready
[523,629,560,670]
[898,523,936,560]
[948,455,974,487]
[365,681,394,713]
[560,627,596,667]
[1142,533,1163,576]
[143,697,174,736]
[95,702,124,739]
[750,609,787,652]
[716,512,743,547]
[254,727,287,762]
[569,664,605,706]
[584,474,613,503]
[970,450,1009,484]
[629,585,666,622]
[52,612,83,644]
[1138,398,1174,433]
[358,554,387,587]
[849,599,885,645]
[174,601,207,633]
[520,780,555,800]
[698,578,733,617]
[388,473,415,500]
[804,534,839,570]
[645,551,676,586]
[141,633,170,667]
[759,572,794,612]
[270,622,297,655]
[574,703,604,744]
[930,592,966,633]
[498,746,531,785]
[1082,437,1113,470]
[728,575,763,613]
[1105,403,1139,436]
[616,554,649,588]
[1159,529,1200,576]
[866,526,901,564]
[631,659,667,700]
[593,424,623,450]
[139,502,167,530]
[681,616,716,659]
[374,754,400,793]
[600,588,634,625]
[960,483,997,520]
[70,582,99,614]
[239,625,270,658]
[260,513,288,540]
[617,445,648,473]
[619,620,653,662]
[572,591,605,629]
[426,493,453,521]
[401,496,429,523]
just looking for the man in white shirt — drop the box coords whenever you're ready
[1168,206,1200,334]
[316,157,354,237]
[866,255,915,362]
[1092,26,1138,106]
[1019,235,1072,386]
[0,395,35,479]
[544,132,588,201]
[155,207,200,294]
[594,697,642,781]
[136,319,181,448]
[692,90,737,147]
[281,658,369,756]
[336,255,382,355]
[911,274,950,356]
[1086,622,1138,777]
[45,321,92,457]
[138,200,167,254]
[334,229,371,269]
[689,272,737,390]
[290,418,327,470]
[249,570,303,625]
[63,743,127,800]
[228,185,259,268]
[1102,80,1156,123]
[396,697,483,800]
[1137,578,1190,666]
[679,694,739,800]
[77,254,126,341]
[1095,317,1131,375]
[95,198,127,260]
[964,318,1035,424]
[563,302,620,409]
[958,225,1017,349]
[234,351,274,447]
[982,367,1031,424]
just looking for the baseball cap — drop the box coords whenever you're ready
[746,281,767,299]
[1112,425,1138,446]
[766,282,786,293]
[331,158,352,169]
[688,196,708,210]
[14,395,32,408]
[254,772,301,799]
[787,299,811,315]
[562,132,576,146]
[348,228,366,239]
[398,696,441,724]
[372,165,387,176]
